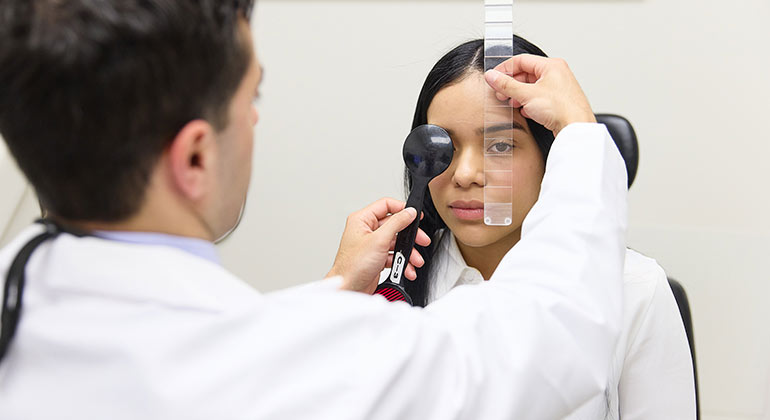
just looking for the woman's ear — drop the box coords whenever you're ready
[165,120,218,202]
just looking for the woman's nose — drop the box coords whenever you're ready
[451,149,484,188]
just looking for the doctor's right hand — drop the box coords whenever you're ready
[484,54,597,137]
[327,198,430,295]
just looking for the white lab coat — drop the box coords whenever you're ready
[0,123,627,420]
[426,235,696,419]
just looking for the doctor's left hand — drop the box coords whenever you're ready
[328,198,430,294]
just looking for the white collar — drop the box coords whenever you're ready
[8,225,261,313]
[427,231,485,304]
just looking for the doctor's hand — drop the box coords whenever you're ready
[328,198,430,295]
[484,54,596,137]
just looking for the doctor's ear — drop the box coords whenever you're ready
[166,119,218,201]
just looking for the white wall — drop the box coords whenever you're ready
[1,1,767,418]
[218,1,770,419]
[0,140,38,245]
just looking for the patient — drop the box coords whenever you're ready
[401,36,696,419]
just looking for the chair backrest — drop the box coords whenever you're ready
[668,277,700,420]
[595,113,639,188]
[596,113,699,419]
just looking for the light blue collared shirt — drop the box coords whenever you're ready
[93,231,220,265]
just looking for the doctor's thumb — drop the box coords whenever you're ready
[377,207,417,241]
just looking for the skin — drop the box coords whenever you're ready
[485,56,596,136]
[427,71,545,280]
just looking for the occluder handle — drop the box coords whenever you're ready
[387,178,426,285]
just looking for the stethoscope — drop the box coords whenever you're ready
[0,198,247,364]
[0,219,85,363]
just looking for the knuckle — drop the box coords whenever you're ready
[552,57,569,69]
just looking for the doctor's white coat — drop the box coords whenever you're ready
[0,123,627,419]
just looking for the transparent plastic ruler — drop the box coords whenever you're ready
[483,0,514,226]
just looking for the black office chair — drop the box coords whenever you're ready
[595,114,700,419]
[596,114,639,188]
[667,277,700,419]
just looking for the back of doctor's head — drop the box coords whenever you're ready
[0,0,255,222]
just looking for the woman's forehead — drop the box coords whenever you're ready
[427,75,484,123]
[427,75,530,135]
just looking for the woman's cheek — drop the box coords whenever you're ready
[428,176,449,205]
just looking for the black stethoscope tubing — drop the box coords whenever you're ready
[0,210,244,365]
[0,220,79,363]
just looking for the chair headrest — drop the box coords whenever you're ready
[595,114,639,188]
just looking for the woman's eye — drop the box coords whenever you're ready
[486,141,513,154]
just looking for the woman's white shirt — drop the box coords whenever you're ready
[427,232,697,420]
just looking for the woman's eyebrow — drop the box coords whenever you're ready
[476,121,525,135]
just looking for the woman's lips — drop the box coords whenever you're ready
[449,200,484,221]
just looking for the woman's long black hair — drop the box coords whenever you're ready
[404,35,556,307]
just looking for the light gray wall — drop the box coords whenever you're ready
[0,141,37,245]
[220,1,770,419]
[1,1,768,419]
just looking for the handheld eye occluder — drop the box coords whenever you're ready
[374,125,453,305]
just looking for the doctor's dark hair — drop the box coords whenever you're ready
[404,36,555,307]
[0,0,255,222]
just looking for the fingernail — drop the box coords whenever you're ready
[405,207,417,217]
[485,69,500,84]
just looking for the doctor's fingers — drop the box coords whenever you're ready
[495,53,549,75]
[376,211,424,228]
[486,55,568,104]
[384,255,420,281]
[386,229,431,248]
[487,58,596,135]
[382,223,430,247]
[499,72,537,107]
[372,207,418,244]
[408,249,424,272]
[404,263,418,281]
[355,197,407,227]
[492,54,550,85]
[384,247,425,269]
[485,69,535,108]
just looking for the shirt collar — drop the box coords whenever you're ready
[428,231,484,304]
[93,230,220,265]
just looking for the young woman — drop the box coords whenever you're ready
[402,37,696,419]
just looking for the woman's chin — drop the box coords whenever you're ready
[449,224,516,249]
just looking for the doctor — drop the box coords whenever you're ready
[0,1,627,419]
